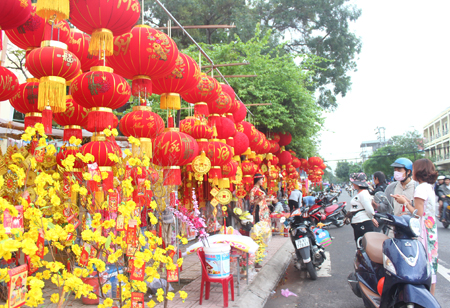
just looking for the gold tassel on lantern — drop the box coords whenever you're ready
[140,138,152,158]
[36,0,70,20]
[160,93,181,110]
[38,76,66,113]
[89,29,114,56]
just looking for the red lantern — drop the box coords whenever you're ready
[233,101,247,123]
[319,163,327,170]
[292,157,301,169]
[182,74,221,117]
[208,91,231,115]
[278,132,292,147]
[26,41,81,113]
[241,160,258,185]
[180,116,197,136]
[269,140,280,154]
[270,156,279,166]
[5,4,70,51]
[69,0,140,56]
[0,0,32,50]
[299,158,308,171]
[277,151,292,167]
[153,130,199,185]
[56,147,84,169]
[217,117,236,140]
[81,136,117,190]
[71,66,131,132]
[119,105,165,158]
[153,53,201,110]
[191,121,213,152]
[204,140,232,179]
[220,83,236,121]
[108,25,179,99]
[233,132,249,156]
[222,160,238,180]
[0,67,19,101]
[53,95,89,141]
[9,78,41,129]
[308,157,323,169]
[67,29,102,73]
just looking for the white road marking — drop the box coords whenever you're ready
[317,251,331,277]
[438,263,450,283]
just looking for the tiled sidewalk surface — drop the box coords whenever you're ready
[155,235,290,308]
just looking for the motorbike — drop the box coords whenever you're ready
[286,205,327,280]
[321,201,347,228]
[439,196,450,229]
[348,211,440,308]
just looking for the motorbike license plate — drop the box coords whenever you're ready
[295,237,309,249]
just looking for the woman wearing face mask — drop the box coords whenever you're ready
[391,159,439,295]
[383,158,416,216]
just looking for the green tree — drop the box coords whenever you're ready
[183,28,324,157]
[335,161,362,182]
[145,0,361,110]
[362,130,424,179]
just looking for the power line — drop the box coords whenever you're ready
[325,150,425,162]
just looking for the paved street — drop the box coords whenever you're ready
[265,191,450,308]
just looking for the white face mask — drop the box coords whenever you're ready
[394,171,406,182]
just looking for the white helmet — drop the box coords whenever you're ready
[438,175,445,180]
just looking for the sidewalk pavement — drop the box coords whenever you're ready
[156,234,294,308]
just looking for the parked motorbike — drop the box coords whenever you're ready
[348,211,440,308]
[321,201,347,228]
[373,192,394,235]
[286,205,326,280]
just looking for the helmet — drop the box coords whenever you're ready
[438,175,445,180]
[445,175,450,180]
[390,158,413,172]
[349,173,369,188]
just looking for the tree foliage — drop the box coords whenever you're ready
[362,130,424,179]
[335,161,362,182]
[183,28,324,157]
[145,0,361,109]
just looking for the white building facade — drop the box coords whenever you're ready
[423,107,450,171]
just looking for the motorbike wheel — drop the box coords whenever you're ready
[306,262,317,280]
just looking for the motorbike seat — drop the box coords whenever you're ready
[325,204,339,213]
[362,232,389,264]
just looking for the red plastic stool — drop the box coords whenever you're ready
[197,247,234,307]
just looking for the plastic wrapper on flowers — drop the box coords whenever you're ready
[182,234,259,256]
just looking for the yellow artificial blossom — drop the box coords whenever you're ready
[166,292,175,301]
[69,136,82,146]
[112,128,118,136]
[103,128,112,137]
[11,153,25,163]
[50,293,59,304]
[46,144,56,156]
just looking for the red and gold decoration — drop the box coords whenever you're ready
[153,53,201,110]
[36,0,69,21]
[108,25,179,99]
[0,66,19,101]
[119,105,165,158]
[9,78,42,129]
[67,29,102,72]
[69,0,141,56]
[26,40,81,113]
[71,66,131,132]
[182,73,221,117]
[53,95,89,140]
[0,0,32,51]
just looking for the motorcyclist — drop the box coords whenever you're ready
[381,158,415,216]
[436,175,445,219]
[438,175,450,222]
[369,171,388,196]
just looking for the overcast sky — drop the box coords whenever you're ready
[319,0,450,170]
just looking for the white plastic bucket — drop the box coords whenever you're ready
[204,243,231,278]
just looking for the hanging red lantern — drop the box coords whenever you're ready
[108,25,179,99]
[233,132,249,157]
[182,74,221,117]
[26,40,81,113]
[53,95,89,141]
[319,163,327,170]
[69,0,141,56]
[9,78,42,129]
[208,91,231,115]
[217,116,236,140]
[5,4,70,51]
[0,0,32,50]
[119,105,165,158]
[270,156,279,167]
[219,83,237,121]
[299,158,308,171]
[277,151,292,167]
[180,116,197,136]
[308,157,323,169]
[71,66,131,132]
[222,159,238,181]
[278,132,292,147]
[153,130,199,186]
[204,140,232,180]
[0,66,19,101]
[292,157,301,169]
[67,29,102,73]
[153,53,201,110]
[81,136,117,190]
[233,101,247,123]
[241,160,258,185]
[269,140,280,154]
[191,120,213,152]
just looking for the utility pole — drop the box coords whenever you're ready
[375,127,386,148]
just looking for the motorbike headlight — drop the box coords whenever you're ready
[383,253,396,275]
[409,218,420,237]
